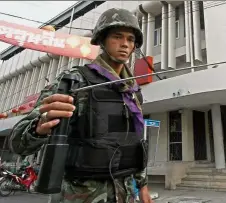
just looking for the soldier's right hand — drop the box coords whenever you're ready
[36,94,76,135]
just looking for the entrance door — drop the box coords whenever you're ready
[193,111,207,160]
[208,110,215,162]
[220,106,226,160]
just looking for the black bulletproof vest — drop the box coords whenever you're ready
[65,65,148,180]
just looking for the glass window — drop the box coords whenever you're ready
[169,111,182,161]
[175,21,179,39]
[155,14,162,29]
[159,28,162,45]
[154,29,158,46]
[199,1,205,30]
[175,6,180,20]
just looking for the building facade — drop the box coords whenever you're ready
[0,1,226,189]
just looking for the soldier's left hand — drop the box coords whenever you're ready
[139,186,154,203]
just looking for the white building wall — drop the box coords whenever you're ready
[204,1,226,64]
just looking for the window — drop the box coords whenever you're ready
[175,6,180,21]
[181,4,186,37]
[155,14,162,29]
[154,14,162,47]
[169,111,182,161]
[199,1,205,30]
[175,6,180,39]
[175,21,179,39]
[159,28,162,45]
[154,29,162,46]
[154,29,158,46]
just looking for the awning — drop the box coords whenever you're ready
[0,115,27,137]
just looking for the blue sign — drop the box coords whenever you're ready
[144,119,160,128]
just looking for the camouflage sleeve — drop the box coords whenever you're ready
[134,169,148,189]
[8,67,85,156]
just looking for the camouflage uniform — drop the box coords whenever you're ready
[8,8,148,203]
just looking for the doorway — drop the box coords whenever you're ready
[208,110,215,162]
[193,111,207,160]
[220,106,226,160]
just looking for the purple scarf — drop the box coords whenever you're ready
[87,64,144,136]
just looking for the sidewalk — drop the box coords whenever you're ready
[150,184,226,203]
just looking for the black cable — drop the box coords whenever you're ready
[0,11,93,31]
[1,1,225,33]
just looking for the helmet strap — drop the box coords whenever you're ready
[100,43,135,64]
[100,43,126,64]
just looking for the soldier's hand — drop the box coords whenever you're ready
[36,94,76,135]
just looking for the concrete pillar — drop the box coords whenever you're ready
[11,74,23,108]
[0,83,5,106]
[141,15,148,55]
[0,80,10,112]
[168,3,176,69]
[192,1,202,62]
[4,77,17,111]
[184,1,191,63]
[161,4,168,70]
[187,1,195,68]
[211,104,225,169]
[49,59,59,84]
[18,70,32,104]
[28,67,40,96]
[37,63,49,93]
[182,109,194,161]
[146,13,154,57]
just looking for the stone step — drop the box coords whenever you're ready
[181,178,226,188]
[187,172,226,180]
[187,167,215,173]
[188,167,226,174]
[177,183,226,192]
[194,163,215,168]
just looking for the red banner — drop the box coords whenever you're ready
[0,20,100,60]
[134,56,153,85]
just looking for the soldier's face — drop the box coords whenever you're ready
[104,27,135,62]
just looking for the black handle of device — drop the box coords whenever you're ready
[35,74,80,194]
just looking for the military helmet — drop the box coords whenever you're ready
[91,8,143,48]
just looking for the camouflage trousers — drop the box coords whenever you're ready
[48,177,137,203]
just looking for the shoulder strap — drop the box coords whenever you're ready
[78,65,108,85]
[77,65,144,104]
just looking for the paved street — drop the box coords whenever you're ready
[1,185,226,203]
[0,192,49,203]
[151,184,226,203]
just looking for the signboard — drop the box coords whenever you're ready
[144,119,161,166]
[0,20,100,60]
[144,119,160,128]
[134,56,153,85]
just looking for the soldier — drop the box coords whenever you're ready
[8,8,153,203]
